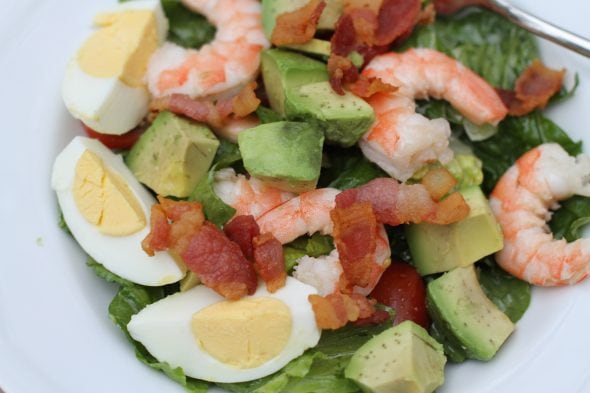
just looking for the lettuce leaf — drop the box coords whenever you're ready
[549,195,590,241]
[319,146,387,190]
[283,233,334,271]
[160,0,216,49]
[477,258,531,323]
[189,140,242,226]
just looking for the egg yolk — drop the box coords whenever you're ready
[191,297,292,369]
[73,150,146,236]
[77,9,158,87]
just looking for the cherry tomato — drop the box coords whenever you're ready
[82,122,145,150]
[370,260,430,328]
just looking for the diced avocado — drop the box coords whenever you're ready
[286,81,374,147]
[238,121,324,192]
[427,265,515,361]
[261,49,328,116]
[126,112,219,198]
[345,321,446,393]
[281,38,331,59]
[261,49,374,147]
[262,0,342,39]
[405,186,503,276]
[317,0,343,30]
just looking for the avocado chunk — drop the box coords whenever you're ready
[238,121,324,192]
[280,38,332,59]
[345,320,446,393]
[262,0,342,39]
[427,265,515,361]
[261,49,374,147]
[126,111,219,198]
[405,186,503,276]
[261,49,328,116]
[286,81,375,147]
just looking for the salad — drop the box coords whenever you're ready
[49,0,590,392]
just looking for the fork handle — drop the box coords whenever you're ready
[486,0,590,57]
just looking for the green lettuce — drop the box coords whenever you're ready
[160,0,215,49]
[549,195,590,241]
[189,140,242,226]
[283,233,334,271]
[319,146,387,190]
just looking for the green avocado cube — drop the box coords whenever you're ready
[125,112,219,198]
[261,49,374,147]
[427,265,515,361]
[345,321,446,393]
[286,81,375,147]
[405,186,504,276]
[261,49,329,116]
[238,121,324,193]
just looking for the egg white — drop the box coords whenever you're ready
[61,0,168,135]
[52,136,185,286]
[127,277,322,383]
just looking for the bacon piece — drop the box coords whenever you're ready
[349,75,398,98]
[253,233,287,293]
[417,3,436,26]
[309,292,380,330]
[327,54,359,95]
[182,222,257,300]
[150,82,260,128]
[331,202,378,289]
[141,204,170,256]
[374,0,421,45]
[142,198,205,256]
[421,167,457,201]
[497,60,565,116]
[432,191,471,224]
[329,0,421,91]
[271,0,326,45]
[224,215,260,261]
[158,197,205,255]
[336,178,469,225]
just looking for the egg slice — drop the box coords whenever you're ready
[52,136,185,286]
[128,277,321,382]
[62,0,168,135]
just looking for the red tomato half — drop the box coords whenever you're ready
[370,261,430,328]
[82,122,145,150]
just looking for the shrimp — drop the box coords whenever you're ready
[146,0,269,99]
[213,168,295,219]
[359,48,508,181]
[490,143,590,286]
[256,188,391,295]
[212,114,259,143]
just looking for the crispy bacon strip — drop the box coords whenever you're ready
[309,292,381,330]
[329,0,421,92]
[331,202,378,289]
[142,199,256,300]
[271,0,326,45]
[348,75,398,98]
[421,167,457,201]
[224,215,260,261]
[142,198,205,256]
[150,82,260,128]
[497,60,565,116]
[141,204,170,256]
[253,233,287,293]
[336,178,469,225]
[182,222,257,300]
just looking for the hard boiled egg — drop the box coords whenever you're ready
[52,136,185,286]
[62,0,168,135]
[127,277,321,382]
